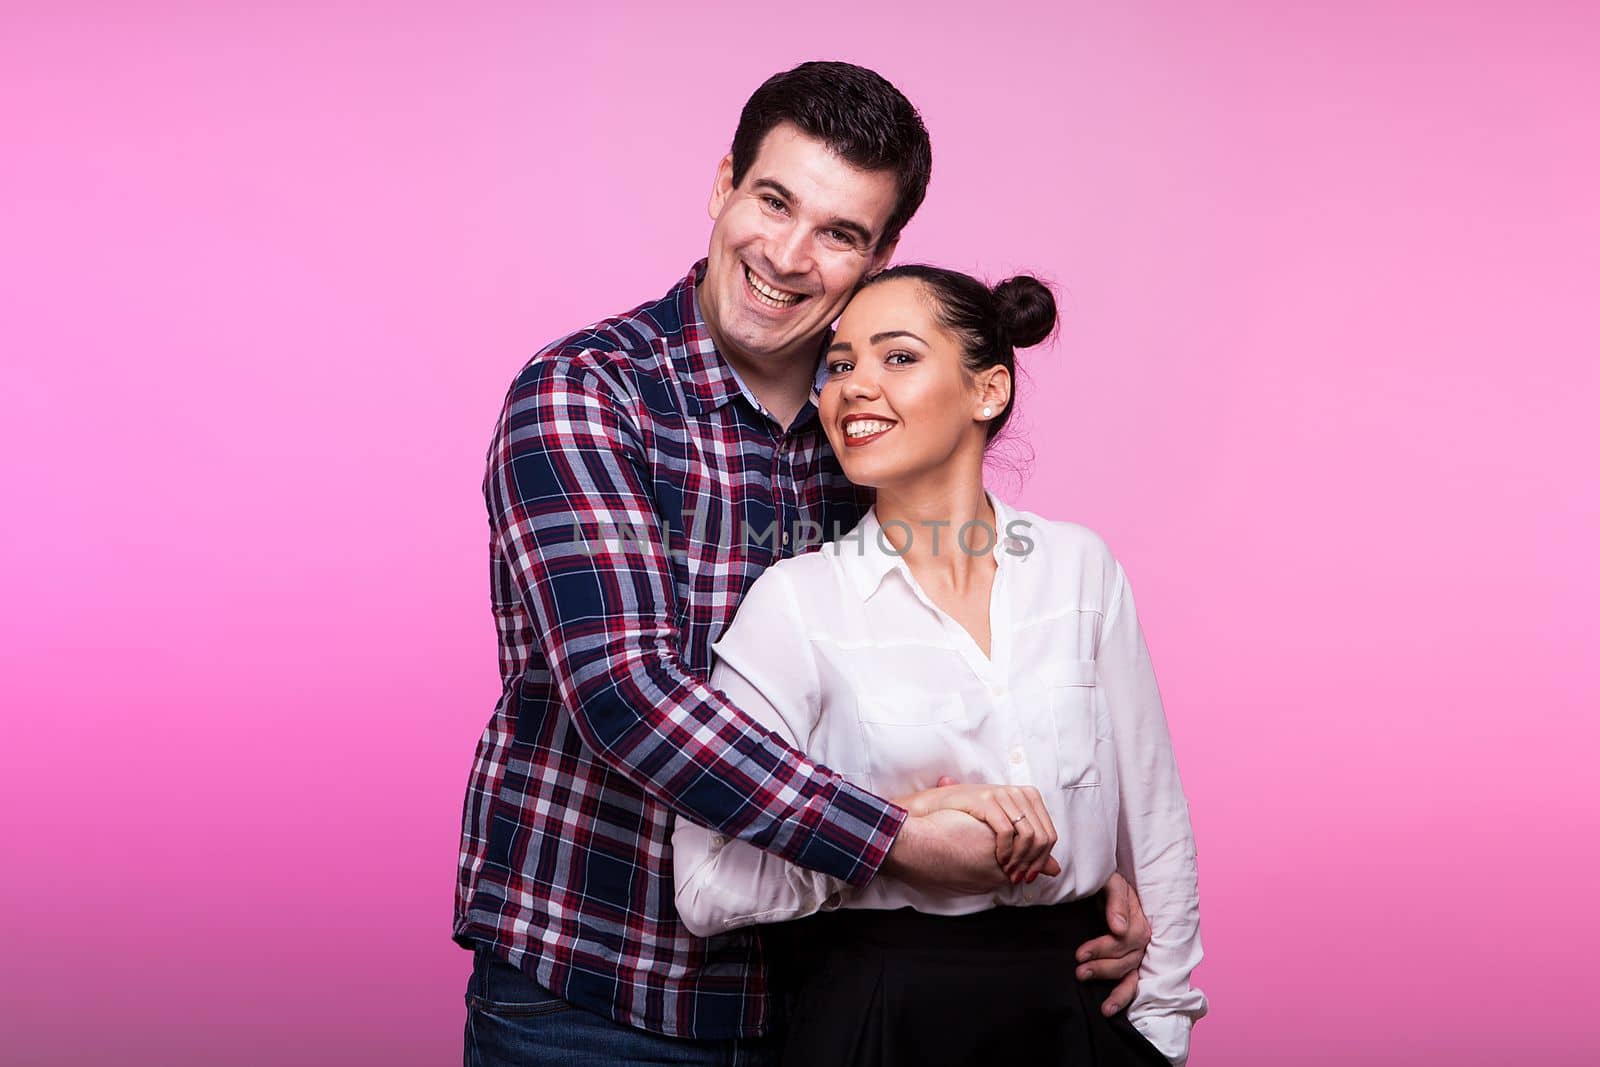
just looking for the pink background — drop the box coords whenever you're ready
[4,2,1597,1063]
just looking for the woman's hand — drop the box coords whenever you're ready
[894,777,1060,883]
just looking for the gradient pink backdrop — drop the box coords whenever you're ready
[4,3,1597,1064]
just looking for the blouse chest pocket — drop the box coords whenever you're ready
[1044,660,1101,789]
[852,692,971,794]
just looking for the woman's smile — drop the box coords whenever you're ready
[841,414,897,446]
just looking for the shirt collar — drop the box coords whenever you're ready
[809,327,835,402]
[670,260,745,416]
[674,260,828,422]
[836,493,1027,602]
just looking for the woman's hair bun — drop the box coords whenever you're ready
[991,274,1057,349]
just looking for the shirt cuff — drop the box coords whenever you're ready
[1130,1011,1191,1067]
[789,776,906,889]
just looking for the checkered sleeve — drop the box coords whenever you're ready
[484,356,904,887]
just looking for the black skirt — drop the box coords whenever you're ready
[763,894,1172,1067]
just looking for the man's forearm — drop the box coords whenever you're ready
[489,360,905,886]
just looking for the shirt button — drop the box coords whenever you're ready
[711,834,728,850]
[822,892,843,911]
[991,685,1008,698]
[1010,748,1025,765]
[781,530,790,546]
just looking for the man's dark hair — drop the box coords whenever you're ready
[730,61,932,249]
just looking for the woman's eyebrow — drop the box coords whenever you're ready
[827,330,928,353]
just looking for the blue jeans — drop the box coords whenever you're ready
[463,947,780,1066]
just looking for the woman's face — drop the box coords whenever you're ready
[818,277,1002,490]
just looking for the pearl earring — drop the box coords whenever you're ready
[982,406,993,417]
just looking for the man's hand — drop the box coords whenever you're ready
[894,780,1060,883]
[880,809,1017,895]
[1075,872,1151,1015]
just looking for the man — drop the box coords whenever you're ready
[456,61,1152,1064]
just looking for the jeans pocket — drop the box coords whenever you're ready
[467,950,572,1018]
[468,992,571,1019]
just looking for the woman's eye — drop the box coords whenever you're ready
[826,360,853,375]
[885,351,916,365]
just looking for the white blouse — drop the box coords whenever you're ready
[671,494,1206,1065]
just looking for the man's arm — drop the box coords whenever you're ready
[671,568,851,933]
[487,357,900,886]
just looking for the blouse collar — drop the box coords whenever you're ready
[835,492,1028,603]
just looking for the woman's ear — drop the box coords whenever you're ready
[978,366,1012,418]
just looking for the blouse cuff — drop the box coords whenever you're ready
[1130,1011,1191,1066]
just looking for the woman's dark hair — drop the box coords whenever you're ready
[862,265,1058,442]
[730,61,932,250]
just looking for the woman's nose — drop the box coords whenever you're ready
[843,367,880,399]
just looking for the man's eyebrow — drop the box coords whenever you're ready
[751,178,876,245]
[751,178,797,203]
[825,330,927,354]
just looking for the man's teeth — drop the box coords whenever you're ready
[745,266,802,307]
[845,420,893,438]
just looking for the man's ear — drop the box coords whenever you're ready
[866,234,899,276]
[708,154,735,221]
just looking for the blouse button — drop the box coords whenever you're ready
[1009,748,1025,765]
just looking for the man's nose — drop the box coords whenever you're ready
[767,223,812,279]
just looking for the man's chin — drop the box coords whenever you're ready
[728,325,812,363]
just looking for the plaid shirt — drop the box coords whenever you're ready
[456,262,906,1039]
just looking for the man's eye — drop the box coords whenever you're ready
[763,196,787,213]
[824,229,851,245]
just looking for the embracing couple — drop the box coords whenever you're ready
[456,61,1206,1067]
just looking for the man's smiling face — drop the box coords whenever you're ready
[700,122,900,377]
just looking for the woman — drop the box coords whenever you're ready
[672,266,1206,1066]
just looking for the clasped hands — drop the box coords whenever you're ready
[897,776,1060,886]
[882,775,1152,1016]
